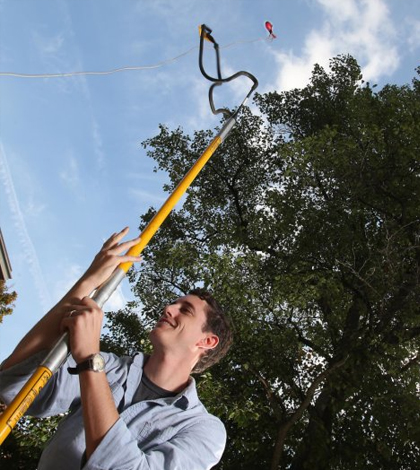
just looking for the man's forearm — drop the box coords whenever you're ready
[79,370,120,459]
[1,276,97,370]
[1,228,141,371]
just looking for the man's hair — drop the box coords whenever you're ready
[189,288,233,374]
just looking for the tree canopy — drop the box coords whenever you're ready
[105,55,420,469]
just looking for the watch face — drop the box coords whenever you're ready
[92,354,105,372]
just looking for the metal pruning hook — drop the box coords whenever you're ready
[199,24,259,119]
[0,24,258,444]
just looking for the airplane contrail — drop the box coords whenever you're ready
[0,142,52,311]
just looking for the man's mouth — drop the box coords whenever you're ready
[158,318,175,328]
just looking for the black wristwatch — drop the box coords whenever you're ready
[68,353,105,375]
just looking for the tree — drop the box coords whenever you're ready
[0,412,64,470]
[104,55,420,469]
[0,280,17,324]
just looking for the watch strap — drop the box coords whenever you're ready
[68,354,104,375]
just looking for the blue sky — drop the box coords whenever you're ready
[1,0,419,361]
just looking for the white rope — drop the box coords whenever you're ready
[0,37,268,79]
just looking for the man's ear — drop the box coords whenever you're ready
[197,334,219,350]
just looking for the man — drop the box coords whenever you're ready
[0,228,233,469]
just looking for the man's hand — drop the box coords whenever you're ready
[61,297,103,363]
[61,296,121,460]
[79,227,142,294]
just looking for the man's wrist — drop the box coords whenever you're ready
[68,353,105,375]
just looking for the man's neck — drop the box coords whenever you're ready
[143,351,192,393]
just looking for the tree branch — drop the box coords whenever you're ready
[270,356,348,470]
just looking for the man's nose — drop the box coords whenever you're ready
[164,305,174,317]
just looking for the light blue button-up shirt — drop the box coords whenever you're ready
[0,351,226,469]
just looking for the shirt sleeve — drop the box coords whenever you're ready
[82,415,226,470]
[0,351,80,417]
[0,351,127,418]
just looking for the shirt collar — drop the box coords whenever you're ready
[131,352,201,410]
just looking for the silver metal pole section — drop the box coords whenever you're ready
[92,267,126,308]
[42,332,70,372]
[40,267,126,373]
[220,117,236,142]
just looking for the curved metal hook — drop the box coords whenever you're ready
[208,82,230,118]
[199,24,259,119]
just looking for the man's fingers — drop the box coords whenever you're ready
[110,236,142,255]
[61,299,104,362]
[118,254,142,264]
[102,227,130,250]
[101,229,141,258]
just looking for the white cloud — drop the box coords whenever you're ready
[271,0,399,91]
[406,18,420,52]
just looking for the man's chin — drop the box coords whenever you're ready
[149,326,169,341]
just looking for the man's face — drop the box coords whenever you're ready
[150,294,218,357]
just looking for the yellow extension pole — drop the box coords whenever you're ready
[0,366,52,444]
[0,116,236,445]
[120,131,225,273]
